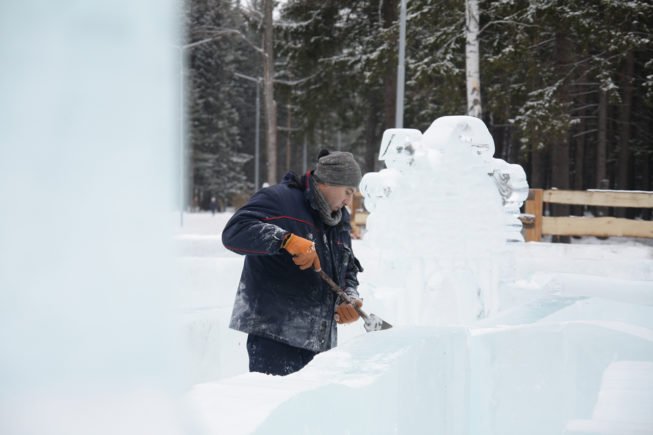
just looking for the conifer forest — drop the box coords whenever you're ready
[184,0,653,214]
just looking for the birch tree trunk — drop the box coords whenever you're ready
[465,0,482,118]
[263,0,277,184]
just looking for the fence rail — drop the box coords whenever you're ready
[522,189,653,241]
[351,189,653,241]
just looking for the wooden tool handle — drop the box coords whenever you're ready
[317,270,369,320]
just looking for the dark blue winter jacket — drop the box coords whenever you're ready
[222,171,362,352]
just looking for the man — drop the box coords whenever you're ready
[222,150,364,376]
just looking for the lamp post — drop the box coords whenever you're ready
[395,0,407,128]
[234,72,261,191]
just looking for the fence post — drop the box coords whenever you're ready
[524,188,544,241]
[350,192,365,238]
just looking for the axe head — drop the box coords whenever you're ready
[363,313,393,332]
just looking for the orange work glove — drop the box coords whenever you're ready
[282,233,322,271]
[335,299,363,324]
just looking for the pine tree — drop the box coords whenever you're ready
[185,0,252,209]
[481,0,653,195]
[278,1,403,173]
[272,0,653,201]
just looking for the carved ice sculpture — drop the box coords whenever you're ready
[378,128,423,171]
[361,119,529,242]
[489,159,529,242]
[359,129,421,213]
[359,116,529,325]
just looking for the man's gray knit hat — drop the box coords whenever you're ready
[314,151,362,187]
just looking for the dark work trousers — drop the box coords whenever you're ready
[247,334,317,376]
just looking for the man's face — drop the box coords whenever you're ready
[317,183,356,212]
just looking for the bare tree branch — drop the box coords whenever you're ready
[273,72,320,86]
[190,27,263,54]
[240,1,263,22]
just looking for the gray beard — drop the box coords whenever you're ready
[309,176,342,226]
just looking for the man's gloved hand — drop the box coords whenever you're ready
[334,299,363,324]
[282,233,322,271]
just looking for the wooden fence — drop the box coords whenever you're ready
[522,189,653,241]
[350,192,368,238]
[351,189,653,241]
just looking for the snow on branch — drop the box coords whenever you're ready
[273,72,320,86]
[189,26,263,54]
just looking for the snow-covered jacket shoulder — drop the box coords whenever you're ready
[221,172,361,352]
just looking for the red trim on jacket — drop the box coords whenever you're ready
[263,215,316,228]
[223,245,271,255]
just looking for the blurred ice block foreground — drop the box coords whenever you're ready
[0,1,185,434]
[190,117,653,435]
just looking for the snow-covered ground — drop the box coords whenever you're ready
[178,212,653,435]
